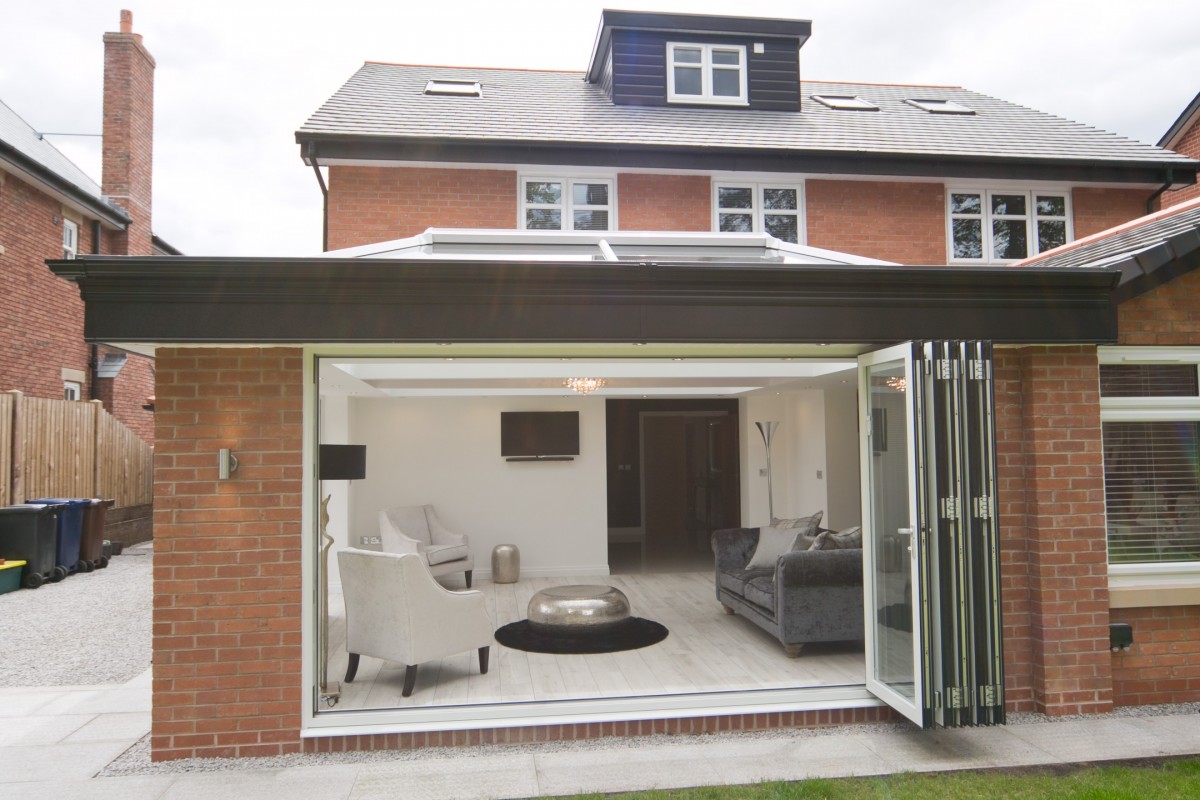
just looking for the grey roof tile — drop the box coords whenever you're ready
[298,63,1196,167]
[0,98,108,202]
[1024,199,1200,270]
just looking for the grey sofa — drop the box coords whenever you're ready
[712,527,864,656]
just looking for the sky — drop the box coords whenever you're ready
[2,0,1198,257]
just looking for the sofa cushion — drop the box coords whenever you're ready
[719,567,772,596]
[811,526,863,551]
[423,542,470,566]
[742,574,776,610]
[771,511,823,534]
[747,526,808,569]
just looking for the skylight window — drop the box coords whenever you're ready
[424,80,482,97]
[905,98,974,115]
[811,94,878,111]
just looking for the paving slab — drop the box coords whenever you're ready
[3,775,176,800]
[0,713,93,746]
[351,755,539,800]
[63,711,152,744]
[0,739,134,783]
[160,765,359,800]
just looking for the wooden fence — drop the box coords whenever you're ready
[1,391,153,508]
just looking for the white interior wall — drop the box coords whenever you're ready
[319,394,353,587]
[740,391,828,528]
[823,382,862,530]
[349,395,609,578]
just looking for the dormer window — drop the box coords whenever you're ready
[667,43,748,106]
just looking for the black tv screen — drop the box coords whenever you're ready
[500,411,580,458]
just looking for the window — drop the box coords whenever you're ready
[811,95,879,111]
[1100,352,1200,567]
[62,219,78,260]
[714,183,803,244]
[666,43,747,106]
[948,190,1070,262]
[424,80,481,97]
[63,381,81,401]
[520,178,613,231]
[906,98,974,115]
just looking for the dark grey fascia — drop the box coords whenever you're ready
[0,142,131,229]
[49,255,1118,346]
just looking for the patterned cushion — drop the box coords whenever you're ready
[810,526,863,551]
[771,511,824,535]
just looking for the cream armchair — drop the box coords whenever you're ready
[337,548,493,697]
[378,504,475,587]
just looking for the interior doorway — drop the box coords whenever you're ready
[606,399,740,573]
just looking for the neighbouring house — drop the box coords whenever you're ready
[49,10,1200,761]
[1159,90,1200,209]
[1,10,171,446]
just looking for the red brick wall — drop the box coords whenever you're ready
[102,23,155,257]
[0,173,92,400]
[1161,120,1200,209]
[1072,188,1149,240]
[994,345,1113,716]
[152,347,304,760]
[1110,606,1200,705]
[617,173,710,230]
[806,180,945,264]
[327,167,517,250]
[96,346,156,444]
[1117,267,1200,345]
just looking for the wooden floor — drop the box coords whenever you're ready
[328,571,866,711]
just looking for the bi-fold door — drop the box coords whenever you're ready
[859,341,1005,728]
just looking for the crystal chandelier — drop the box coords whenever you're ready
[564,377,606,395]
[885,376,907,392]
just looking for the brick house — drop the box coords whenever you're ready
[2,10,170,444]
[1159,90,1200,209]
[50,10,1200,760]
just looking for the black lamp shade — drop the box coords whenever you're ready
[319,444,366,481]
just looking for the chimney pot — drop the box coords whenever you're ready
[120,10,133,34]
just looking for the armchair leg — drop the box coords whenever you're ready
[344,653,360,683]
[465,570,473,588]
[783,643,804,658]
[402,664,418,697]
[479,645,490,675]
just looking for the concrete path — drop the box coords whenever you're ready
[2,668,1198,799]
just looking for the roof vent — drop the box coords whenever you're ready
[424,80,482,97]
[811,94,878,111]
[905,98,974,115]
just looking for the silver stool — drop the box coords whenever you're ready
[491,544,520,584]
[527,585,630,629]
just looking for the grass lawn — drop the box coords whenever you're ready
[564,758,1200,799]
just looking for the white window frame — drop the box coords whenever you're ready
[62,218,78,260]
[666,42,748,107]
[63,381,81,401]
[519,176,615,232]
[946,188,1072,264]
[1099,346,1200,590]
[712,182,805,244]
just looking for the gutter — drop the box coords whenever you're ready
[306,141,329,252]
[0,141,131,228]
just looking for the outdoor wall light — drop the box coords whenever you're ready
[217,448,239,480]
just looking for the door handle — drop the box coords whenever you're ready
[896,527,914,536]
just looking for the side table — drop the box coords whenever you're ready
[492,544,520,583]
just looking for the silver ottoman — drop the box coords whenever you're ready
[491,544,520,584]
[528,585,630,629]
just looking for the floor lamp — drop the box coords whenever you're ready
[318,444,366,706]
[755,421,779,523]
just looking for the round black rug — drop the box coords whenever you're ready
[495,617,668,654]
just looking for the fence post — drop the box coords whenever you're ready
[6,390,22,504]
[90,399,104,500]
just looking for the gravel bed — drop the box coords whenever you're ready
[0,544,152,687]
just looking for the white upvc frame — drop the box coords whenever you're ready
[1099,346,1200,584]
[946,188,1072,264]
[63,380,81,401]
[666,42,749,106]
[62,218,78,260]
[519,176,616,232]
[712,182,805,245]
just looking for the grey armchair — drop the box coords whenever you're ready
[337,548,492,697]
[378,504,474,587]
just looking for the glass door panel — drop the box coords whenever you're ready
[859,344,925,726]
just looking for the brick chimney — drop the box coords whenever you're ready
[102,9,155,256]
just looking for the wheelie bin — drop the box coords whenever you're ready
[79,499,114,570]
[27,498,90,576]
[0,504,61,587]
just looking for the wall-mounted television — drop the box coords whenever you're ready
[500,411,579,461]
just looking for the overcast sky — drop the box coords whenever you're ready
[2,0,1198,257]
